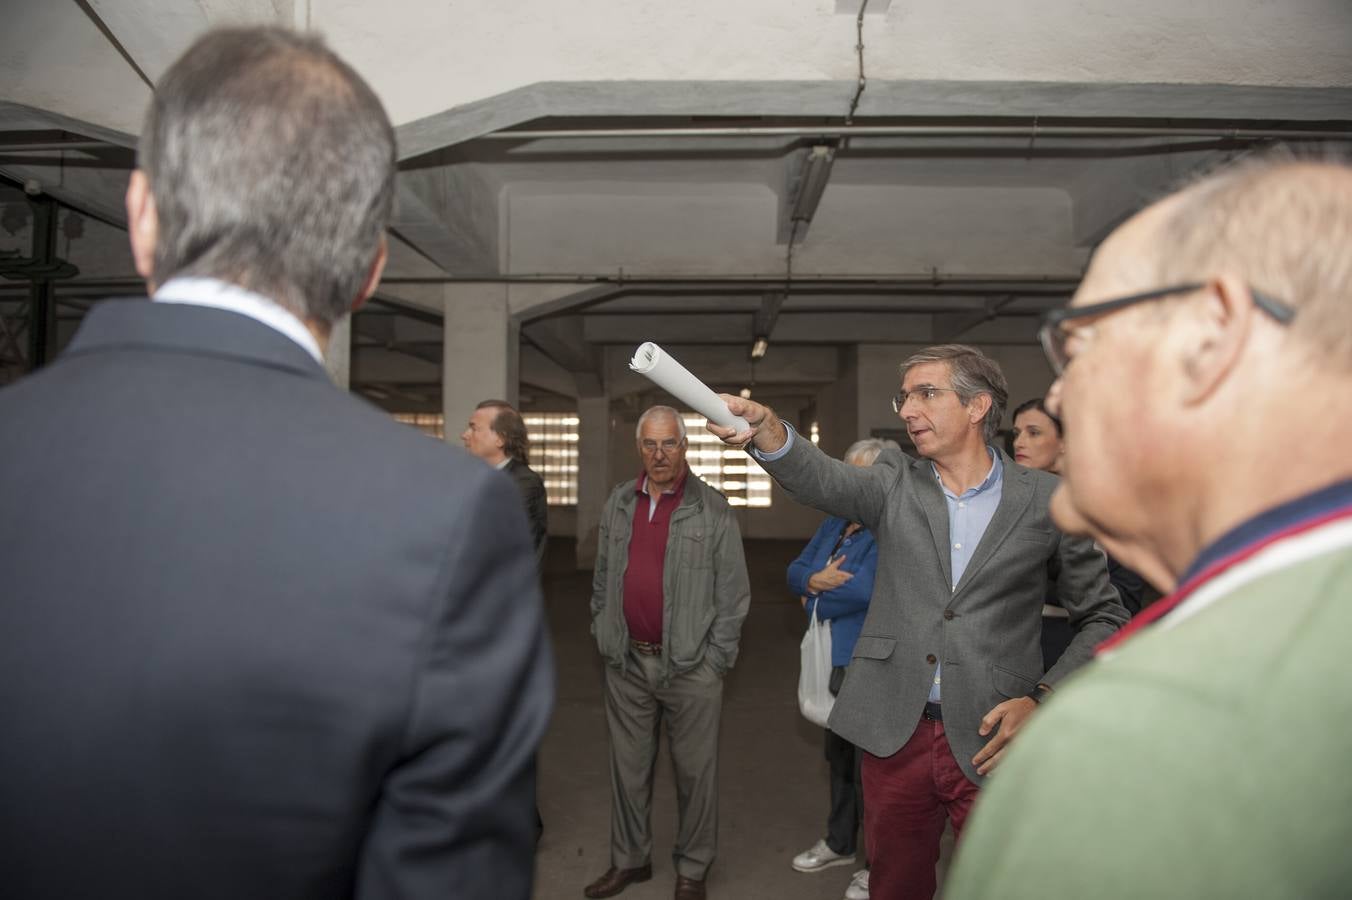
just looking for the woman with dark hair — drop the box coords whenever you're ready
[1010,398,1064,474]
[1012,398,1146,670]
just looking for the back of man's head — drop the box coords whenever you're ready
[1147,155,1352,373]
[138,27,396,327]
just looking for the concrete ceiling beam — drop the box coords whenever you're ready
[350,345,440,382]
[511,284,625,321]
[520,344,579,398]
[390,176,496,275]
[521,316,599,375]
[753,291,786,339]
[582,311,956,345]
[1069,150,1219,248]
[603,344,840,400]
[397,81,1352,161]
[932,295,1019,342]
[0,163,130,231]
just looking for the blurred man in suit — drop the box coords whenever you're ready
[710,346,1128,900]
[947,157,1352,900]
[462,399,549,566]
[0,26,553,900]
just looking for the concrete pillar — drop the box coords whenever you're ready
[324,314,351,389]
[442,282,518,443]
[816,345,861,459]
[575,393,611,571]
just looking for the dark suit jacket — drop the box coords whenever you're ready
[762,437,1128,784]
[504,457,548,567]
[0,300,555,899]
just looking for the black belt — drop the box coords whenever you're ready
[923,702,943,721]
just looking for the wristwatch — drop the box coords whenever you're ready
[1026,683,1054,705]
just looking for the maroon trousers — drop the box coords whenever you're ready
[861,719,980,900]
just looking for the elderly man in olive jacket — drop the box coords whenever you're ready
[585,406,751,900]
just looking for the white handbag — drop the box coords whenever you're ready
[797,606,835,728]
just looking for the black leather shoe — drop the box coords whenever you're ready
[584,864,653,898]
[674,875,706,900]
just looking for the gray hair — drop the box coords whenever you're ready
[635,405,687,441]
[898,344,1009,444]
[138,27,397,327]
[844,437,898,466]
[1145,152,1352,371]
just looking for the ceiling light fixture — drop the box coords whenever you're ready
[789,144,836,225]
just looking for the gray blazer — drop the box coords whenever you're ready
[762,436,1128,784]
[0,300,555,899]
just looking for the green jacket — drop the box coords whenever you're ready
[590,471,751,681]
[945,541,1352,900]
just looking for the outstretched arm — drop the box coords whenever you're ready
[708,395,895,529]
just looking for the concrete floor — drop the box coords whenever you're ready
[533,539,953,900]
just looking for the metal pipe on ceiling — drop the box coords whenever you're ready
[0,142,114,152]
[0,273,1081,288]
[480,124,1351,141]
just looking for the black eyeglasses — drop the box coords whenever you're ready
[1038,282,1297,374]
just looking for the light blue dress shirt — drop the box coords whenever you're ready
[928,449,1002,702]
[753,425,1004,703]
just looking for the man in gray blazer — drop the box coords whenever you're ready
[0,27,553,900]
[711,345,1127,900]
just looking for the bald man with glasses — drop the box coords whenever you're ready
[947,157,1352,900]
[710,347,1128,900]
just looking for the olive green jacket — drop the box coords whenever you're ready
[946,540,1352,900]
[590,471,751,681]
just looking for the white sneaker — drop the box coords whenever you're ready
[844,867,869,900]
[791,838,855,873]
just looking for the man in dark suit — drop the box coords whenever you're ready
[462,399,550,566]
[0,26,553,900]
[711,345,1128,900]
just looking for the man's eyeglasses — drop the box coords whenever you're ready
[891,387,961,414]
[1038,282,1297,374]
[640,438,684,455]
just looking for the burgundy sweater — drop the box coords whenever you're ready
[621,468,688,644]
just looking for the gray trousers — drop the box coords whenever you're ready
[604,651,723,880]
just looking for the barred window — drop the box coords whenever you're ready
[524,413,579,506]
[390,411,767,508]
[393,412,445,439]
[682,415,772,508]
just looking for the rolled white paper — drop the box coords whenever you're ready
[629,342,751,433]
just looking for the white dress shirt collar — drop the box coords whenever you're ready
[152,277,324,365]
